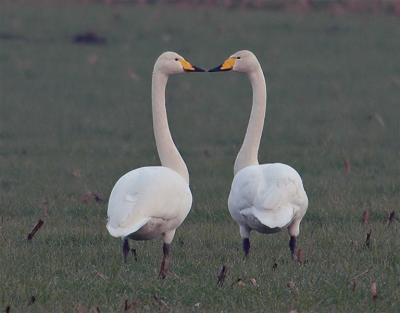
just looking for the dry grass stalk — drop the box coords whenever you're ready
[95,271,108,280]
[249,278,258,287]
[351,279,356,292]
[344,158,351,174]
[80,192,105,204]
[131,248,138,261]
[77,304,88,313]
[387,211,396,225]
[42,199,49,217]
[217,265,228,287]
[287,280,299,296]
[371,280,378,301]
[28,296,36,305]
[153,295,167,310]
[27,219,44,240]
[72,168,81,177]
[365,229,372,248]
[296,248,305,264]
[234,278,246,287]
[351,268,371,281]
[125,299,141,312]
[362,210,369,224]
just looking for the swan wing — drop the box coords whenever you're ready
[106,166,192,238]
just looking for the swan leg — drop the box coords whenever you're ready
[243,238,250,257]
[240,225,251,257]
[122,238,130,263]
[288,219,301,259]
[159,243,171,279]
[289,236,296,259]
[159,230,175,279]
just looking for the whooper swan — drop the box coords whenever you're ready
[107,52,204,278]
[210,50,308,258]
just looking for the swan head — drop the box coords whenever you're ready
[209,50,260,73]
[154,52,204,75]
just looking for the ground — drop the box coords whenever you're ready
[0,2,399,312]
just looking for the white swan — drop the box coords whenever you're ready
[210,50,308,258]
[107,52,204,278]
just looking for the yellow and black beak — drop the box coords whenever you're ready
[180,59,205,72]
[209,57,236,72]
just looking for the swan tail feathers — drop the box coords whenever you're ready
[106,217,151,238]
[242,206,294,229]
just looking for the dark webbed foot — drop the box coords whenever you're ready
[159,243,171,279]
[243,238,250,257]
[289,236,297,260]
[122,238,130,263]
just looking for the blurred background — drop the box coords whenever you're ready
[0,1,399,312]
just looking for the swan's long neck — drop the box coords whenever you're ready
[234,66,267,175]
[152,71,189,183]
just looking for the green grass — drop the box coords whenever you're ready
[1,2,400,312]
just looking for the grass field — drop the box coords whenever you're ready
[1,2,400,312]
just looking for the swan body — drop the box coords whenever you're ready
[229,163,308,238]
[106,52,203,277]
[107,166,192,240]
[210,50,308,257]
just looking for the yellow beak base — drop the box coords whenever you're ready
[209,57,236,72]
[180,59,205,72]
[220,57,236,70]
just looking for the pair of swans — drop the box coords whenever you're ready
[106,51,308,278]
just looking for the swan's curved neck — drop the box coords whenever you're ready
[234,66,267,175]
[152,71,189,183]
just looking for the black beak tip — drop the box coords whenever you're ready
[208,65,222,72]
[185,65,205,72]
[193,65,205,72]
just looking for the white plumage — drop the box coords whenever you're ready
[106,52,203,277]
[228,163,308,238]
[210,50,308,257]
[107,167,192,240]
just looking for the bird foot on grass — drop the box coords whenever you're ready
[158,268,168,280]
[158,257,170,279]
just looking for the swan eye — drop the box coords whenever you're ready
[236,57,241,59]
[174,58,179,61]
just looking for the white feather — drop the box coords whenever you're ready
[106,52,194,246]
[107,166,192,239]
[229,163,308,233]
[222,50,308,240]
